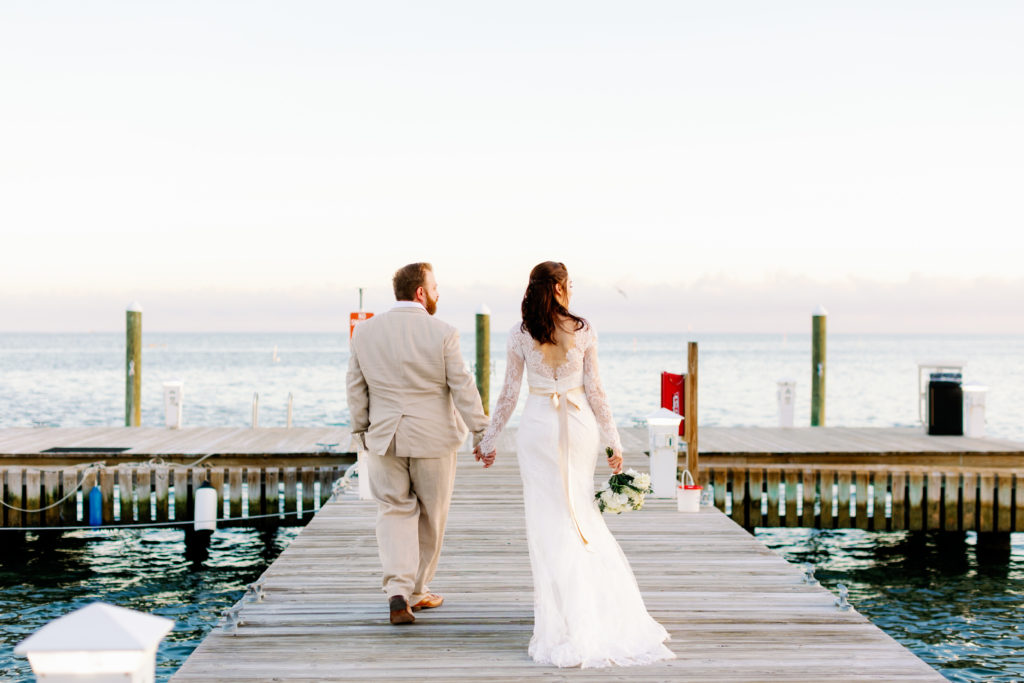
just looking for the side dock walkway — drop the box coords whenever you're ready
[172,442,942,681]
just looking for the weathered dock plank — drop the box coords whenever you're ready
[171,448,942,681]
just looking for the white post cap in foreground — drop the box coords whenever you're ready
[812,305,828,316]
[646,407,684,427]
[15,602,173,681]
[477,304,491,315]
[126,302,143,313]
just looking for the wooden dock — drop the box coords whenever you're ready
[2,426,1022,531]
[0,428,352,529]
[171,440,943,682]
[690,427,1024,532]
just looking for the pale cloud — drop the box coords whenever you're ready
[3,273,1021,334]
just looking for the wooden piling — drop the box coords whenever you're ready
[126,304,142,427]
[209,468,225,520]
[818,469,835,528]
[154,467,169,522]
[301,467,315,517]
[943,472,959,531]
[747,467,764,527]
[118,464,134,523]
[24,469,41,527]
[100,467,115,524]
[961,472,977,531]
[765,469,780,527]
[283,467,298,518]
[996,473,1012,532]
[684,341,699,476]
[265,468,281,520]
[908,472,925,531]
[6,468,23,528]
[61,469,78,523]
[801,470,816,527]
[318,466,335,506]
[729,468,747,526]
[475,306,490,415]
[137,467,152,523]
[979,472,995,532]
[173,468,189,521]
[926,472,943,530]
[784,471,798,525]
[247,468,262,518]
[43,470,60,526]
[229,467,243,519]
[1015,474,1024,532]
[811,306,826,426]
[872,472,888,531]
[837,470,852,527]
[855,471,870,530]
[891,472,907,529]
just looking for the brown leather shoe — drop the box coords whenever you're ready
[389,595,415,625]
[411,592,444,611]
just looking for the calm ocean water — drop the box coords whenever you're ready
[1,331,1022,680]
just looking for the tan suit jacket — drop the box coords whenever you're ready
[347,306,488,457]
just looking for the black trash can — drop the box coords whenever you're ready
[928,372,963,436]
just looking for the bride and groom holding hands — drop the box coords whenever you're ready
[346,261,674,668]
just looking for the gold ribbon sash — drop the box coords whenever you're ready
[529,385,590,549]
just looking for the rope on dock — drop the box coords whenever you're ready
[0,463,103,513]
[0,507,324,532]
[0,453,231,514]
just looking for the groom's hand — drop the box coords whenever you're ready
[473,445,496,469]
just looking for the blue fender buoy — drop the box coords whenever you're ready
[88,487,103,526]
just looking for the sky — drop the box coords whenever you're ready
[2,1,1022,333]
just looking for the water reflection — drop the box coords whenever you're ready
[0,527,297,682]
[758,528,1024,682]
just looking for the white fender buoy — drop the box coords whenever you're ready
[194,480,218,532]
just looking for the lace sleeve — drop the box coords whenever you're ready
[582,327,623,456]
[478,329,525,454]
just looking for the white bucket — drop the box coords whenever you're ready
[677,470,702,512]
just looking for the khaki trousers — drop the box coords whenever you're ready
[366,439,457,603]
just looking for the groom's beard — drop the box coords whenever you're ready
[425,293,438,315]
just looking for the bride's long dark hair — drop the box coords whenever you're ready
[520,261,587,345]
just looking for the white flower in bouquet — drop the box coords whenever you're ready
[598,487,629,514]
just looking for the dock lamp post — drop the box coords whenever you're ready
[646,408,684,499]
[14,602,173,683]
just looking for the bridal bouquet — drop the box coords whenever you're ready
[595,449,653,514]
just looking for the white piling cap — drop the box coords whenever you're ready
[15,602,173,654]
[126,302,143,313]
[477,304,491,315]
[645,407,684,426]
[812,305,828,316]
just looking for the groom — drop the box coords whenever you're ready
[346,262,490,625]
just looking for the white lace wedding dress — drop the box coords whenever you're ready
[478,322,674,668]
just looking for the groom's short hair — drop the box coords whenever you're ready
[393,262,433,301]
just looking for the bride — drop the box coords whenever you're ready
[473,261,675,668]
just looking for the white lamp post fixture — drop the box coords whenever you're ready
[777,378,796,428]
[14,602,173,683]
[162,379,184,429]
[646,408,684,499]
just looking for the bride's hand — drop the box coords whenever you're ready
[606,449,623,474]
[473,445,496,469]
